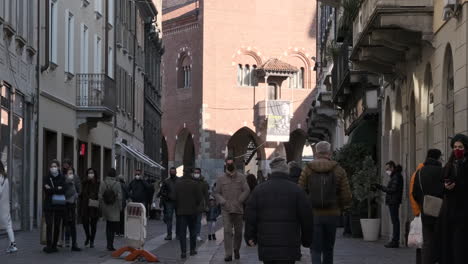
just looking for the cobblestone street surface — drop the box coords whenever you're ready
[2,219,414,264]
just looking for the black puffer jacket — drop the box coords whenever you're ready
[43,173,66,211]
[244,172,313,262]
[381,166,404,205]
[412,158,444,223]
[128,179,151,203]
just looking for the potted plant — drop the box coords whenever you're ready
[353,155,380,241]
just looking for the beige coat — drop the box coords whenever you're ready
[99,177,122,222]
[214,171,250,214]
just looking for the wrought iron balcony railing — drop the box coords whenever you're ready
[76,73,116,112]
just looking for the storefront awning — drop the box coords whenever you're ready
[116,142,165,170]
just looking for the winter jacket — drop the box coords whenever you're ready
[79,179,100,219]
[214,171,250,214]
[409,163,425,216]
[289,166,302,184]
[380,168,404,205]
[64,175,80,204]
[0,175,11,229]
[298,158,352,216]
[443,157,468,224]
[206,204,221,222]
[195,176,210,213]
[160,176,178,202]
[174,175,203,216]
[244,172,313,262]
[128,179,151,203]
[412,159,444,223]
[43,173,67,211]
[99,177,122,222]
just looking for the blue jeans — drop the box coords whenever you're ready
[178,214,197,253]
[164,201,175,236]
[195,213,202,236]
[311,215,338,264]
[388,204,400,243]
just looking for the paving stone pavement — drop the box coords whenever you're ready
[2,217,415,264]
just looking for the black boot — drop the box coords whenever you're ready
[208,235,212,240]
[213,234,217,240]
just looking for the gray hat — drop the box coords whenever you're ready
[270,157,289,174]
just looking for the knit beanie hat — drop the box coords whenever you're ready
[270,157,289,174]
[450,134,468,148]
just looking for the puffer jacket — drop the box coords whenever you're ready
[214,171,250,214]
[381,167,404,205]
[298,158,352,216]
[245,171,313,262]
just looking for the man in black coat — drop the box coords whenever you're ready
[245,157,313,264]
[128,169,151,204]
[374,161,404,248]
[174,167,203,259]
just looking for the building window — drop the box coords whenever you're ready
[178,55,191,88]
[49,0,58,64]
[94,35,102,73]
[108,47,113,78]
[237,64,243,85]
[290,67,304,89]
[251,65,257,86]
[237,64,257,86]
[243,65,250,86]
[80,24,89,73]
[268,83,278,100]
[65,10,75,74]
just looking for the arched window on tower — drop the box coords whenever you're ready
[299,67,304,89]
[178,55,191,88]
[244,64,250,86]
[237,64,243,86]
[251,65,257,86]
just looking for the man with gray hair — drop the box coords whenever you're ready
[299,141,352,264]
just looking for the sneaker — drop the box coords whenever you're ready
[7,243,18,253]
[196,236,203,242]
[213,234,217,240]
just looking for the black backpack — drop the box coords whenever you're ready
[307,169,337,209]
[103,182,117,205]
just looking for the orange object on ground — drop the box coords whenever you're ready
[112,246,159,262]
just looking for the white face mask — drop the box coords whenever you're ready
[135,175,141,180]
[385,170,392,176]
[88,173,95,179]
[67,174,74,180]
[193,173,201,179]
[50,167,59,176]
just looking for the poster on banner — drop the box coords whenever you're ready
[266,100,291,142]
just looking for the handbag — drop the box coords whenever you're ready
[88,199,99,208]
[408,216,423,248]
[50,178,66,205]
[418,171,443,217]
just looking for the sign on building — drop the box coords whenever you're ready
[266,100,291,142]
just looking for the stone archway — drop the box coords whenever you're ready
[285,129,308,162]
[174,129,195,175]
[227,127,264,177]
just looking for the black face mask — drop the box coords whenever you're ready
[227,164,235,172]
[170,173,176,178]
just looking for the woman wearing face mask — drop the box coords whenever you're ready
[64,168,81,251]
[0,161,18,253]
[43,159,66,253]
[78,168,100,248]
[441,134,468,264]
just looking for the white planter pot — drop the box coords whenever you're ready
[360,218,380,241]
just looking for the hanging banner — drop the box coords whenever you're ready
[266,100,291,142]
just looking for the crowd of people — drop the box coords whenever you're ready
[1,135,467,264]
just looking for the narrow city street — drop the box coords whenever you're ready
[2,219,414,264]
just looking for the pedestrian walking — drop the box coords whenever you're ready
[0,161,18,253]
[117,175,128,236]
[174,167,203,259]
[288,161,302,184]
[411,149,444,264]
[206,197,220,240]
[128,169,151,205]
[99,168,122,251]
[214,157,250,262]
[159,167,178,240]
[440,134,468,264]
[374,161,404,248]
[299,141,352,264]
[245,157,313,264]
[60,158,81,248]
[63,168,81,251]
[78,168,100,248]
[193,168,209,242]
[43,159,66,253]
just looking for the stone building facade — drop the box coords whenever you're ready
[162,0,317,182]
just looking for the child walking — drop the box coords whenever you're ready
[206,197,220,240]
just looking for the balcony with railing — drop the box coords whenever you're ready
[351,0,433,73]
[332,42,352,105]
[76,74,116,128]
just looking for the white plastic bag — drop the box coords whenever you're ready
[408,216,423,248]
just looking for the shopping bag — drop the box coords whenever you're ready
[408,216,423,248]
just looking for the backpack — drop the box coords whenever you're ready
[307,169,337,209]
[103,182,117,205]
